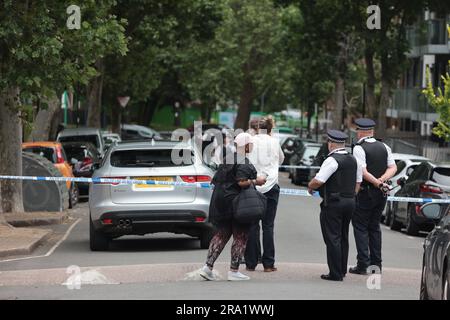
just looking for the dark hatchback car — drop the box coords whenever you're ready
[419,203,450,300]
[390,162,450,235]
[289,142,322,185]
[62,142,101,196]
[281,137,314,167]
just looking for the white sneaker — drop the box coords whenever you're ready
[199,265,217,281]
[227,271,250,281]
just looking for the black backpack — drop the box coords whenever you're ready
[232,183,267,224]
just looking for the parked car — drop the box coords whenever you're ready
[57,127,105,158]
[102,132,121,150]
[419,203,450,300]
[121,124,162,141]
[389,162,450,235]
[89,141,215,251]
[281,137,315,168]
[22,142,78,208]
[289,142,323,185]
[382,153,430,225]
[187,123,229,135]
[274,132,297,147]
[61,141,101,197]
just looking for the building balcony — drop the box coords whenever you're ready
[389,88,437,122]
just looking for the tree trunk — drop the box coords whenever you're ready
[365,47,377,119]
[378,77,390,140]
[332,76,345,130]
[111,104,122,134]
[30,94,60,141]
[87,59,104,128]
[377,53,392,140]
[234,67,255,130]
[0,86,24,213]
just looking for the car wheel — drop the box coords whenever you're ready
[390,203,402,231]
[200,229,215,249]
[90,217,110,251]
[443,263,449,300]
[405,205,420,236]
[420,256,429,300]
[69,183,79,209]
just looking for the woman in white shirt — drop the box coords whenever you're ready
[245,117,285,272]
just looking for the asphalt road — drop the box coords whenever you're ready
[0,173,426,300]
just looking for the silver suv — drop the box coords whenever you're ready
[89,140,215,251]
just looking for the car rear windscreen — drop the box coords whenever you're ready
[23,147,56,163]
[59,135,99,148]
[65,146,88,161]
[110,149,194,167]
[431,167,450,186]
[302,147,320,160]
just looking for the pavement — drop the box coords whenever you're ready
[0,173,427,300]
[0,211,69,258]
[0,224,51,258]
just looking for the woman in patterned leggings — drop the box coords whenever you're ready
[199,132,266,281]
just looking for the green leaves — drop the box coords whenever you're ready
[423,66,450,141]
[0,0,128,102]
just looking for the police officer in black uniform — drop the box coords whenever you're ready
[349,119,397,275]
[308,130,362,281]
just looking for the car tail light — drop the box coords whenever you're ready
[97,177,126,186]
[102,219,113,225]
[56,148,65,164]
[180,175,212,183]
[420,184,443,194]
[195,217,206,222]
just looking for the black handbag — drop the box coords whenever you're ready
[232,184,267,224]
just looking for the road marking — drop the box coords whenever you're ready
[0,218,81,263]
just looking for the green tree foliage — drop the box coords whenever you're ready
[102,0,223,129]
[0,0,127,213]
[179,0,295,129]
[423,26,450,141]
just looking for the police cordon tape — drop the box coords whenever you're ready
[1,175,450,204]
[279,165,321,170]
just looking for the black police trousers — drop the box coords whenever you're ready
[320,197,355,279]
[352,188,387,270]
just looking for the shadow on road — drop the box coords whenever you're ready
[108,236,202,252]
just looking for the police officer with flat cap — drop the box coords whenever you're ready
[308,130,362,281]
[349,118,397,275]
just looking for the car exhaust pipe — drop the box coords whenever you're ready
[117,219,132,228]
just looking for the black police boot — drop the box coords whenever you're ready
[348,266,368,275]
[320,274,343,282]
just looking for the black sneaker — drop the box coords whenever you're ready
[348,266,368,275]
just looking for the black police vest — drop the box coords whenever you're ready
[358,139,388,187]
[319,152,357,199]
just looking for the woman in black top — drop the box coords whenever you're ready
[199,133,266,281]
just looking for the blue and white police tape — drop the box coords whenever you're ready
[279,165,321,170]
[1,175,450,204]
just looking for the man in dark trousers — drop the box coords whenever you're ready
[349,118,397,275]
[308,130,362,281]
